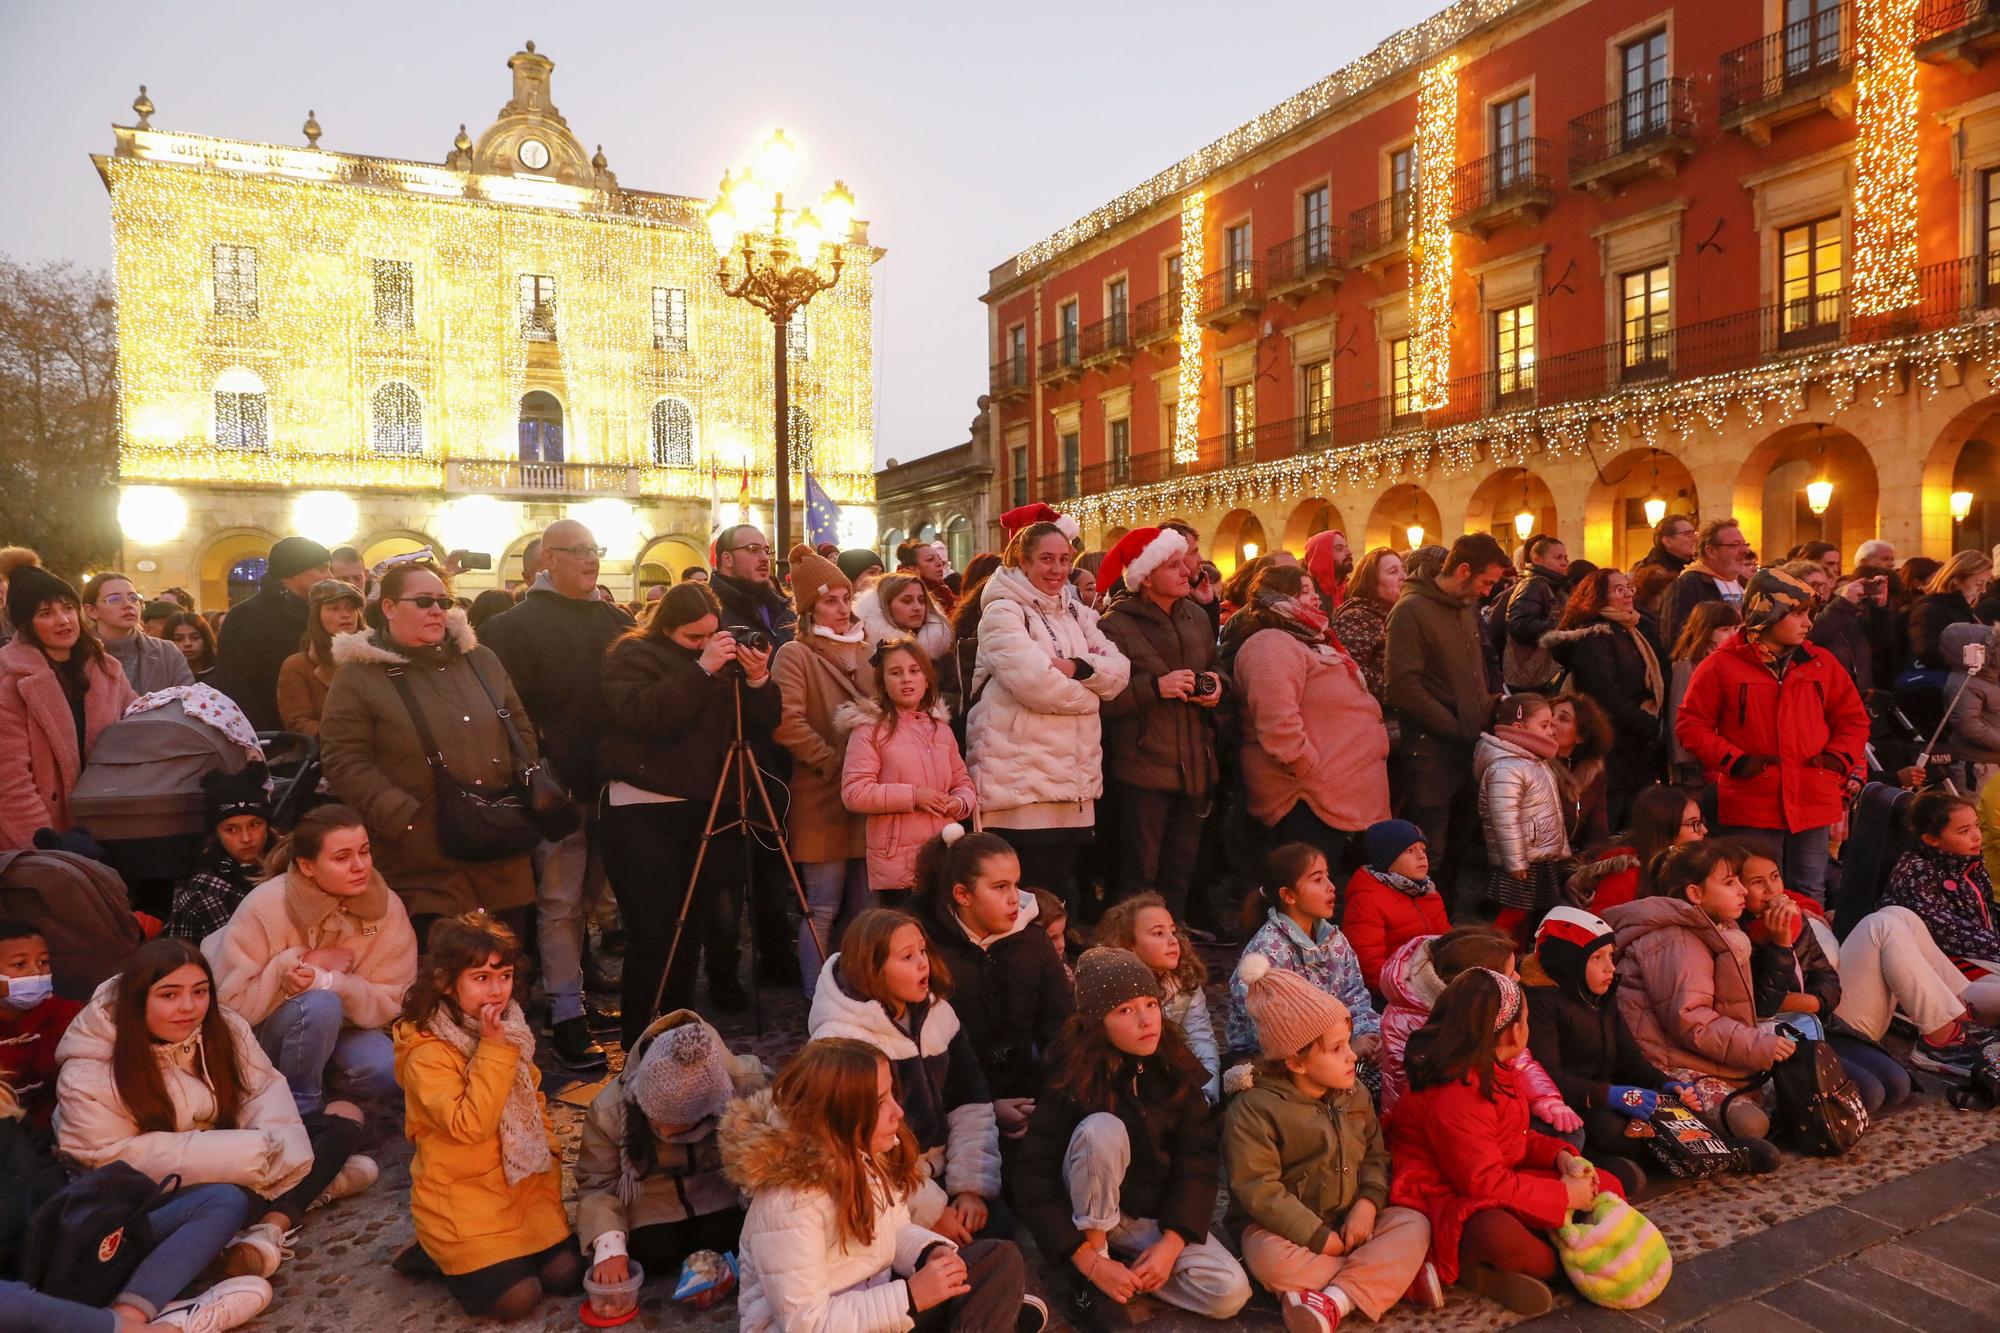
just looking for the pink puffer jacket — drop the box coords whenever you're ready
[1376,933,1564,1115]
[0,639,135,850]
[838,700,976,892]
[1602,895,1782,1079]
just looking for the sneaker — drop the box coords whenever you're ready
[552,1015,609,1071]
[1463,1264,1552,1316]
[220,1222,295,1278]
[311,1153,379,1209]
[1018,1293,1049,1333]
[1910,1039,1980,1077]
[1281,1289,1343,1333]
[1402,1261,1445,1310]
[154,1276,273,1332]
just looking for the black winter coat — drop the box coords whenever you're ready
[1908,592,1978,672]
[1546,621,1662,753]
[1523,973,1669,1112]
[597,636,780,803]
[211,580,310,731]
[1098,594,1222,797]
[1747,916,1843,1025]
[920,894,1073,1101]
[709,572,798,649]
[1018,1048,1221,1262]
[1659,567,1727,655]
[1506,565,1570,649]
[478,588,634,796]
[1633,545,1690,578]
[1810,596,1876,695]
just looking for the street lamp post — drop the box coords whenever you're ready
[706,130,857,567]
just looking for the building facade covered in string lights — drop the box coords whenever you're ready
[983,0,2000,573]
[100,42,879,607]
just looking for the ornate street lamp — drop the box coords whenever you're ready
[706,129,858,567]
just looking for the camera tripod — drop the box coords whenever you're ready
[649,669,823,1034]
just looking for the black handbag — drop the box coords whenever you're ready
[386,665,543,862]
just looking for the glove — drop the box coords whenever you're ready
[1531,1096,1583,1133]
[1808,752,1848,775]
[1606,1085,1660,1120]
[1661,1079,1696,1106]
[1730,754,1773,779]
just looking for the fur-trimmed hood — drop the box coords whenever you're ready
[807,955,962,1060]
[719,1087,829,1197]
[1538,622,1614,655]
[1567,850,1639,899]
[330,608,477,667]
[1380,933,1446,1015]
[831,696,952,738]
[854,585,952,661]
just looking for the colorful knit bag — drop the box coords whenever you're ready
[1555,1192,1672,1308]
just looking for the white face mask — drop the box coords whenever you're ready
[2,973,53,1010]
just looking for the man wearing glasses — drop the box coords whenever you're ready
[709,524,797,649]
[82,572,193,694]
[1635,512,1698,579]
[479,519,633,1070]
[1660,517,1749,650]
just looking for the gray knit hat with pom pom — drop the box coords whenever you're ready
[629,1020,733,1127]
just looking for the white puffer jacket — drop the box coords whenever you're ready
[721,1089,955,1333]
[965,566,1131,822]
[855,585,953,664]
[1473,732,1572,873]
[53,976,313,1197]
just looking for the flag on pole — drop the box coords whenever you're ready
[805,469,842,549]
[737,462,751,525]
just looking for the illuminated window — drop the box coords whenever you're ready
[786,309,809,362]
[519,274,556,341]
[371,381,422,456]
[1224,383,1256,461]
[1494,301,1537,399]
[650,398,694,466]
[372,259,413,330]
[1390,147,1416,240]
[215,391,268,450]
[1109,417,1131,483]
[1492,93,1533,187]
[1779,216,1842,344]
[1390,337,1417,420]
[212,244,258,319]
[1302,360,1331,441]
[1302,186,1331,265]
[1621,265,1671,374]
[518,390,563,464]
[652,287,688,352]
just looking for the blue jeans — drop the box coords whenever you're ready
[531,801,598,1023]
[798,858,870,999]
[1830,1035,1913,1114]
[1718,824,1832,903]
[255,989,396,1116]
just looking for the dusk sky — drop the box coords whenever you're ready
[1,0,1411,466]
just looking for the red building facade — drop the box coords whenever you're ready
[982,0,2000,571]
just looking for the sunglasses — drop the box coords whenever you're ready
[391,595,453,610]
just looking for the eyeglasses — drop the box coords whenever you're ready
[97,593,143,607]
[726,543,772,558]
[1711,540,1749,550]
[1682,816,1709,832]
[391,595,453,610]
[547,544,607,559]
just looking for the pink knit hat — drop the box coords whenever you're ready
[1237,953,1350,1059]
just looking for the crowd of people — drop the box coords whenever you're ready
[1,503,1999,1331]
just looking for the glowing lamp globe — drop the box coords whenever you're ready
[1951,490,1975,522]
[292,490,358,546]
[1406,524,1426,550]
[1805,480,1834,516]
[818,180,856,240]
[1241,541,1260,560]
[1513,510,1534,540]
[788,207,826,260]
[756,129,800,193]
[118,486,188,547]
[435,495,515,557]
[1643,496,1668,528]
[706,194,741,258]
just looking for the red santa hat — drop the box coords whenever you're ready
[1101,525,1189,593]
[999,502,1080,543]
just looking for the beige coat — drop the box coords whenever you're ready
[203,869,418,1030]
[1603,895,1783,1080]
[771,629,872,863]
[53,977,313,1197]
[319,611,537,919]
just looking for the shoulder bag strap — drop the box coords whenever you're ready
[459,652,537,777]
[384,667,450,775]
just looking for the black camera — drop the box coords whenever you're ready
[735,627,772,654]
[1190,671,1219,699]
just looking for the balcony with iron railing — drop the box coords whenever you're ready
[1133,290,1181,348]
[1348,191,1412,271]
[1720,5,1855,143]
[446,458,639,497]
[1569,79,1697,192]
[1038,333,1081,384]
[1080,312,1134,367]
[1450,138,1553,236]
[1266,226,1345,304]
[1198,262,1263,330]
[1916,0,2000,65]
[989,354,1031,401]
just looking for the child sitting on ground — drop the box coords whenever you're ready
[0,917,80,1130]
[1225,953,1439,1331]
[1388,968,1626,1317]
[1229,844,1381,1069]
[1342,821,1450,997]
[1096,893,1220,1101]
[163,768,270,942]
[392,913,580,1322]
[1032,888,1075,983]
[1882,792,2000,984]
[1476,694,1575,948]
[574,1010,767,1299]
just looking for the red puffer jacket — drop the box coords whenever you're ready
[1387,1065,1622,1284]
[1674,632,1868,832]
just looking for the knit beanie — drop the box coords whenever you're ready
[1074,947,1162,1026]
[5,565,76,636]
[202,764,271,834]
[267,536,333,583]
[1536,905,1615,997]
[1739,567,1812,640]
[1363,819,1426,873]
[836,548,885,584]
[1236,952,1350,1059]
[629,1021,734,1127]
[787,544,852,619]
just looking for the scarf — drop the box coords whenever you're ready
[1249,587,1330,644]
[423,1001,552,1186]
[1494,722,1561,760]
[812,622,867,644]
[282,867,390,936]
[922,575,957,613]
[1376,869,1436,900]
[1598,609,1666,714]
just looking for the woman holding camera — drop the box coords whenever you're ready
[771,546,876,1000]
[599,581,776,1046]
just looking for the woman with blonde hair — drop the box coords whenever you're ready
[1909,550,1994,673]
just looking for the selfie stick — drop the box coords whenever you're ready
[1914,640,1988,789]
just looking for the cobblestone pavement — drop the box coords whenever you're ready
[253,942,2000,1332]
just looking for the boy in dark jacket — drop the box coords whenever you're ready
[162,768,270,943]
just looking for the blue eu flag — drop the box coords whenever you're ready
[805,469,842,549]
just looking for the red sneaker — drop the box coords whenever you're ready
[1281,1289,1342,1333]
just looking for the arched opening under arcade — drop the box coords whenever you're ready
[1734,424,1878,565]
[195,528,277,610]
[1212,509,1269,577]
[1280,498,1344,556]
[635,535,709,596]
[1365,485,1444,552]
[1583,447,1699,569]
[1466,467,1558,550]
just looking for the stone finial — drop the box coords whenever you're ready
[453,123,472,153]
[591,143,607,172]
[525,39,536,53]
[303,109,322,147]
[133,85,153,129]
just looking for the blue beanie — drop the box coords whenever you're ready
[1363,819,1426,873]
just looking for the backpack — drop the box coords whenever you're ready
[0,848,145,1000]
[18,1162,181,1306]
[1724,1023,1867,1155]
[1944,1035,2000,1111]
[1635,1098,1745,1179]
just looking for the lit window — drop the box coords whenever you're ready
[652,287,688,352]
[1225,383,1256,460]
[650,398,694,466]
[1494,302,1537,399]
[212,244,258,319]
[1390,337,1417,419]
[1302,361,1331,440]
[372,259,413,330]
[215,390,268,450]
[371,381,422,455]
[1779,216,1842,342]
[519,274,556,341]
[1622,265,1671,372]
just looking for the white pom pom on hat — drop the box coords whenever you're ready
[1236,952,1273,985]
[941,822,966,845]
